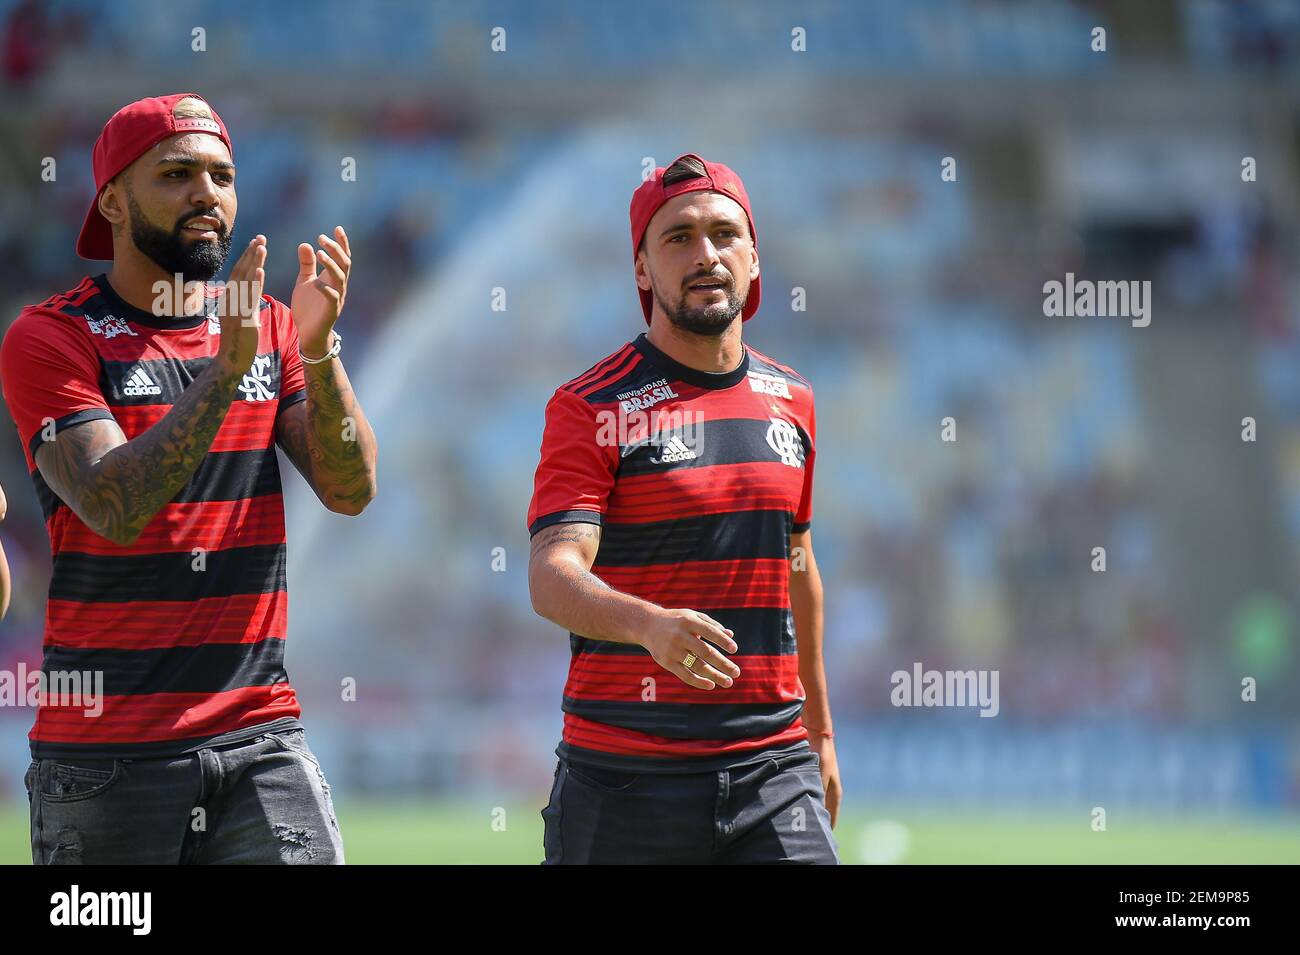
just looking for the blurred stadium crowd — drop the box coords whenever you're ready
[0,0,1298,814]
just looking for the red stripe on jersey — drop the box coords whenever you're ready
[41,277,98,312]
[1,277,307,758]
[30,683,300,745]
[49,495,286,556]
[594,558,791,609]
[575,352,645,398]
[111,401,281,451]
[608,462,805,523]
[564,344,635,393]
[46,592,286,649]
[564,652,803,704]
[563,712,808,758]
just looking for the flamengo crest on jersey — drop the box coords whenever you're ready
[0,274,310,759]
[527,332,816,771]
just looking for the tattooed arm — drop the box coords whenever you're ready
[31,236,267,548]
[274,356,377,515]
[527,521,741,690]
[276,226,377,515]
[35,365,244,546]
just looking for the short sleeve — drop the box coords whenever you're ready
[792,393,815,533]
[0,309,113,460]
[274,297,307,416]
[527,387,618,536]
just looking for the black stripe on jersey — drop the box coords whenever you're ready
[176,448,282,504]
[617,416,809,476]
[558,738,810,774]
[50,543,287,603]
[529,508,604,537]
[277,388,307,415]
[43,638,289,697]
[99,352,283,407]
[571,607,797,658]
[595,509,790,567]
[561,698,804,740]
[26,408,117,459]
[29,448,282,523]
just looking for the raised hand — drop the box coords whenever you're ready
[291,225,350,358]
[215,234,266,381]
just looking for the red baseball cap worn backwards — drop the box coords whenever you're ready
[77,93,233,261]
[629,152,760,324]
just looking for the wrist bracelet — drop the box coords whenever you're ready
[300,331,342,364]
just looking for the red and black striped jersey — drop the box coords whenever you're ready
[527,331,817,772]
[0,275,307,758]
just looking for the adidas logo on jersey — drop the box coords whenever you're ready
[122,366,162,397]
[650,434,697,464]
[748,370,792,399]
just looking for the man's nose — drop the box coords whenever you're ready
[189,172,222,209]
[692,236,722,270]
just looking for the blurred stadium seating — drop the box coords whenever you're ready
[0,0,1297,862]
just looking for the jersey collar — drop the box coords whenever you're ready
[631,332,749,391]
[92,274,211,330]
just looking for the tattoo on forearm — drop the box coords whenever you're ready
[39,364,239,544]
[529,523,600,564]
[279,360,377,512]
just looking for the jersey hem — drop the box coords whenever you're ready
[30,715,304,760]
[558,737,810,774]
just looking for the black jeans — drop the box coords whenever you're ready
[25,728,344,864]
[541,748,839,864]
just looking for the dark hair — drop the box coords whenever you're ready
[661,154,708,187]
[637,156,714,256]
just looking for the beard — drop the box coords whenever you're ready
[126,191,232,283]
[653,274,744,336]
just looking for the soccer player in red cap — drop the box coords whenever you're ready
[0,93,377,864]
[527,153,840,863]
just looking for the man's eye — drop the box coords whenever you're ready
[167,170,187,178]
[669,234,687,243]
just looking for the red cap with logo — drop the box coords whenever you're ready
[629,153,760,324]
[76,93,234,260]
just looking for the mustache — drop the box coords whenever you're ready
[176,212,228,235]
[684,271,732,289]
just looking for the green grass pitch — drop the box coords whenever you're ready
[3,802,1297,863]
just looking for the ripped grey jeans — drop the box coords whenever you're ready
[25,728,344,864]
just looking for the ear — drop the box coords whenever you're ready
[97,180,126,228]
[748,241,760,282]
[634,248,653,293]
